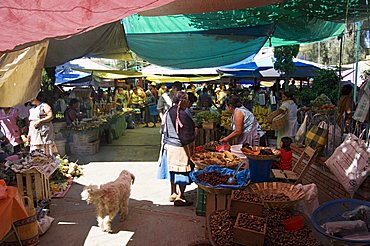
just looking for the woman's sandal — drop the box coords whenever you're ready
[174,198,193,207]
[169,193,178,202]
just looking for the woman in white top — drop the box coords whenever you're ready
[270,91,298,146]
[28,95,56,155]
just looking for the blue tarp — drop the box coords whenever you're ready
[218,56,323,78]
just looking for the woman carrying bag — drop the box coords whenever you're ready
[157,92,195,206]
[268,91,298,148]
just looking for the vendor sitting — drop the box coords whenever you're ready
[64,99,81,126]
[220,95,259,145]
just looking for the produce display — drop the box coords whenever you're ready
[220,110,232,130]
[55,155,83,179]
[264,209,320,246]
[241,145,279,158]
[204,141,220,151]
[5,150,58,174]
[50,156,83,197]
[262,193,291,202]
[209,210,236,246]
[209,208,320,246]
[191,151,241,168]
[232,190,262,203]
[253,105,271,130]
[196,110,220,124]
[196,171,236,186]
[235,213,266,233]
[203,141,230,152]
[311,94,335,112]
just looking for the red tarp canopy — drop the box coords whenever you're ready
[0,0,176,52]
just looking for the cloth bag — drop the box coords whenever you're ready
[295,114,308,143]
[305,121,328,148]
[325,133,370,196]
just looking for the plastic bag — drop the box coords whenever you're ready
[342,205,370,228]
[295,183,319,217]
[343,233,370,240]
[295,114,308,143]
[322,220,368,237]
[38,215,54,235]
[189,165,250,189]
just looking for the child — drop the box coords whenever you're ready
[116,98,123,111]
[279,137,293,171]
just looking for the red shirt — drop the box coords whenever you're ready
[280,149,292,171]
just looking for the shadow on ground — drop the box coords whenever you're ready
[40,183,206,246]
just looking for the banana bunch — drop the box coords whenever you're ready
[253,105,271,130]
[220,111,232,130]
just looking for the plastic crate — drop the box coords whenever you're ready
[196,187,206,216]
[249,159,272,182]
[70,140,100,155]
[311,199,370,246]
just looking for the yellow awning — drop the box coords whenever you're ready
[145,74,220,83]
[260,81,274,87]
[73,68,143,79]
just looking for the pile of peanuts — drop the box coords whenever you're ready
[236,213,265,232]
[262,193,290,202]
[232,190,262,203]
[209,210,237,246]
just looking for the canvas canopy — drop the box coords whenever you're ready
[0,0,176,52]
[0,42,48,107]
[122,5,344,69]
[45,21,132,68]
[139,0,284,16]
[218,55,324,78]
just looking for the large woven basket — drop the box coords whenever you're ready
[270,111,287,130]
[247,182,305,208]
[196,183,233,195]
[241,147,280,161]
[191,152,241,170]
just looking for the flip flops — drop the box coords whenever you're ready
[174,198,193,207]
[169,193,178,202]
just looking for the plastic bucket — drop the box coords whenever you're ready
[248,159,272,182]
[283,215,304,231]
[55,139,67,156]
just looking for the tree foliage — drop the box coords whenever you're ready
[274,45,300,90]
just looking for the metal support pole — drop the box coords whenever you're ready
[354,22,361,103]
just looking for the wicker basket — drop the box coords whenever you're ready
[191,152,241,170]
[247,182,305,208]
[270,111,287,130]
[241,147,280,161]
[196,183,233,195]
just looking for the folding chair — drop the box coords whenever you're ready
[272,146,319,184]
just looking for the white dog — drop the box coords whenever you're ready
[81,170,135,232]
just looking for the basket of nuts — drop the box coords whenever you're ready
[247,182,305,208]
[208,210,235,246]
[190,165,250,195]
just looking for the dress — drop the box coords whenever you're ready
[28,103,56,155]
[232,106,259,145]
[277,100,298,145]
[157,106,195,185]
[0,108,22,147]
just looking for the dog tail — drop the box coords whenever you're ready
[130,173,135,185]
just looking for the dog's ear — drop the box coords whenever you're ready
[81,185,98,202]
[130,173,135,185]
